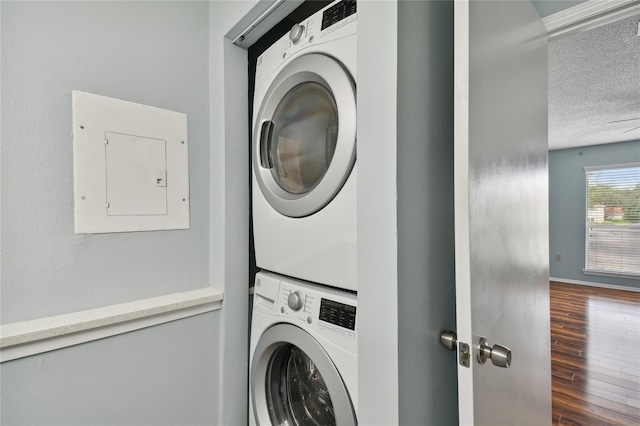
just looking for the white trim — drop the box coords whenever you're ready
[550,277,640,292]
[228,0,304,48]
[584,162,640,172]
[0,287,223,362]
[542,0,640,38]
[583,269,640,280]
[453,1,474,425]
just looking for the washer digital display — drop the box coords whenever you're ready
[319,298,356,330]
[321,0,357,31]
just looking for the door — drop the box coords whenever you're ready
[251,324,357,426]
[253,53,357,218]
[453,1,551,424]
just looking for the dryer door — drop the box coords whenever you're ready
[251,324,356,426]
[253,53,356,218]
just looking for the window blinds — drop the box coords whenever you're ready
[585,163,640,277]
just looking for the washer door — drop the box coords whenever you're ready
[253,53,356,218]
[251,324,356,426]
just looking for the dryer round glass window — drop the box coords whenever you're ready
[267,344,335,425]
[269,82,339,195]
[253,54,356,218]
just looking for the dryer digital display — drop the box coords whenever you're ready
[319,298,356,330]
[321,0,357,31]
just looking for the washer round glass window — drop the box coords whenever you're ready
[269,82,338,195]
[266,344,335,426]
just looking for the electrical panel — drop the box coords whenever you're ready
[72,91,190,233]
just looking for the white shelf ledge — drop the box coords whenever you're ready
[0,287,223,363]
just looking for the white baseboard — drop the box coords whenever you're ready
[0,287,224,363]
[550,277,640,293]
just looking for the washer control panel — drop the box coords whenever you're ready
[254,272,357,345]
[319,298,356,330]
[287,291,305,311]
[279,284,317,320]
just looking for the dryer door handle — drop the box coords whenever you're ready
[259,120,274,169]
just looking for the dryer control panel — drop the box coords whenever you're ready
[321,0,357,31]
[254,272,357,351]
[254,0,357,93]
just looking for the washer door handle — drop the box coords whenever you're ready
[260,120,274,169]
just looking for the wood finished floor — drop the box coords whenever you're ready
[551,281,640,425]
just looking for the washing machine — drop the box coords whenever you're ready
[250,271,357,425]
[252,0,357,291]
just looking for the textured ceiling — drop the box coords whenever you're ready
[548,13,640,150]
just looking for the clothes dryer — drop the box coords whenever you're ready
[252,0,357,291]
[249,271,357,425]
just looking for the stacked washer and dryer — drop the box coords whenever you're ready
[249,1,358,425]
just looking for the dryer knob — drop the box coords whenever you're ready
[287,291,304,311]
[289,24,305,44]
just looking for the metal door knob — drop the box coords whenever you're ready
[477,337,511,368]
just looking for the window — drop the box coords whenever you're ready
[585,163,640,277]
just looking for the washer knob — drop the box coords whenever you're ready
[287,291,304,311]
[289,24,305,44]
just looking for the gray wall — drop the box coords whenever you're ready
[549,140,640,289]
[1,1,221,424]
[531,0,586,18]
[1,0,211,324]
[0,313,220,425]
[397,1,458,424]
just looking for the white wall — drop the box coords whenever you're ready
[356,1,400,423]
[1,2,221,424]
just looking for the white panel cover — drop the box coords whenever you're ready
[72,91,190,233]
